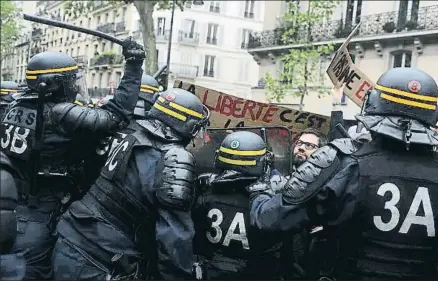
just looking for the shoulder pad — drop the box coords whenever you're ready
[50,102,122,135]
[269,175,287,193]
[329,138,358,155]
[155,147,196,210]
[283,145,341,204]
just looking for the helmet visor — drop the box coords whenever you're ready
[72,71,89,101]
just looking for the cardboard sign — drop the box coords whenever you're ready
[174,80,330,140]
[326,22,375,107]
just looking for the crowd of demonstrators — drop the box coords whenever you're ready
[0,35,437,282]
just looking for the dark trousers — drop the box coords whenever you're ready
[0,254,25,281]
[52,237,108,280]
[12,204,57,280]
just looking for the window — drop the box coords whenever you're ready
[344,0,363,26]
[183,19,196,38]
[101,42,106,53]
[77,46,80,56]
[398,0,420,27]
[206,23,218,45]
[204,55,215,77]
[244,1,255,18]
[209,1,220,13]
[157,17,166,36]
[241,29,252,49]
[392,51,412,68]
[185,1,191,8]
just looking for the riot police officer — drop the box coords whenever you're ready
[248,67,438,280]
[0,38,145,280]
[0,81,20,119]
[0,152,25,280]
[87,74,161,186]
[52,88,210,280]
[193,131,283,280]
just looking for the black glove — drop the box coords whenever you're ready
[246,180,276,198]
[122,37,145,62]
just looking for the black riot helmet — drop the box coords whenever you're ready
[134,74,160,118]
[26,51,89,103]
[148,88,210,140]
[215,131,267,177]
[364,67,438,127]
[0,81,20,103]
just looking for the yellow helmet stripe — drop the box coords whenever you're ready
[157,96,203,118]
[74,100,84,106]
[0,89,18,92]
[26,65,78,75]
[376,84,438,102]
[219,146,266,156]
[88,103,95,108]
[140,88,155,94]
[380,93,437,110]
[1,91,9,95]
[153,103,187,121]
[217,156,256,166]
[141,84,159,92]
[26,75,37,80]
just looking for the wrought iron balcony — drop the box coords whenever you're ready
[115,22,126,33]
[93,1,107,10]
[73,56,88,65]
[248,4,438,49]
[158,62,199,78]
[203,70,214,77]
[178,31,199,45]
[90,54,123,67]
[241,42,249,49]
[88,88,112,98]
[96,22,115,34]
[156,30,171,42]
[206,37,218,45]
[31,28,43,39]
[244,11,254,19]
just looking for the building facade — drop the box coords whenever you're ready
[5,0,264,99]
[247,0,438,119]
[132,0,265,98]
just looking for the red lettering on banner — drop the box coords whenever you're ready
[255,103,268,120]
[233,98,245,118]
[220,96,233,116]
[202,90,215,111]
[355,81,373,101]
[242,100,256,120]
[262,106,279,123]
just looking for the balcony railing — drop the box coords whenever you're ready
[73,56,88,65]
[206,37,218,45]
[90,54,123,66]
[158,62,199,78]
[156,30,171,41]
[244,11,254,19]
[96,23,114,33]
[115,22,126,33]
[248,4,438,49]
[203,70,214,77]
[31,28,43,39]
[178,31,199,45]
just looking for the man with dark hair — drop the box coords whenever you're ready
[292,128,327,169]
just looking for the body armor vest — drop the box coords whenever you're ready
[337,142,438,280]
[81,129,166,257]
[195,177,282,280]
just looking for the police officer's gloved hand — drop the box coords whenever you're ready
[122,37,145,63]
[246,180,276,201]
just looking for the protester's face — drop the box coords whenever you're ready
[293,133,320,167]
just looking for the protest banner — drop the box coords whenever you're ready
[326,22,375,107]
[174,80,330,141]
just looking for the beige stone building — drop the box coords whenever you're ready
[247,0,438,119]
[5,0,264,99]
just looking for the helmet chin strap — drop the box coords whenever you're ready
[401,118,413,151]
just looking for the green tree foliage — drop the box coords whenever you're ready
[264,0,341,107]
[62,0,190,74]
[1,0,21,59]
